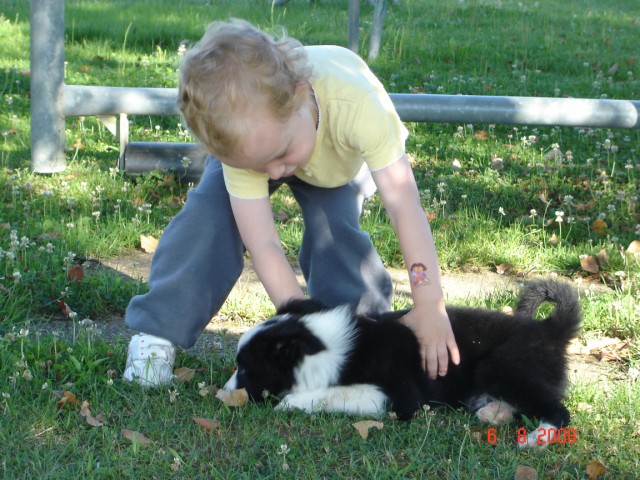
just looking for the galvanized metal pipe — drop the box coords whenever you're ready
[62,85,640,129]
[30,0,67,173]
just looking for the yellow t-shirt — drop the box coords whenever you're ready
[222,45,408,199]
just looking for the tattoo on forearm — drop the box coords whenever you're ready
[410,263,431,287]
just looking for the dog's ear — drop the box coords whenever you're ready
[276,298,328,316]
[270,330,326,364]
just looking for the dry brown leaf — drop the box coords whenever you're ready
[496,263,512,275]
[595,249,609,267]
[67,265,85,282]
[193,417,221,432]
[580,255,599,274]
[474,130,488,140]
[597,341,630,363]
[549,233,560,245]
[586,460,608,480]
[576,402,594,412]
[591,219,608,237]
[56,391,77,409]
[174,367,196,383]
[476,400,515,425]
[626,240,640,254]
[215,388,249,407]
[514,465,538,480]
[140,235,159,253]
[57,300,76,319]
[352,420,384,440]
[199,384,219,397]
[121,429,152,446]
[80,400,105,427]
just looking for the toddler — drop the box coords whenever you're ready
[123,19,459,387]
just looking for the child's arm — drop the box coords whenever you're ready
[230,196,305,308]
[372,154,460,379]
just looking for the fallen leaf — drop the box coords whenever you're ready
[352,420,384,440]
[67,265,85,282]
[215,388,249,407]
[591,219,607,237]
[576,402,594,412]
[193,417,221,432]
[474,130,488,140]
[174,367,196,383]
[476,400,515,425]
[597,340,630,363]
[595,249,609,267]
[57,300,76,319]
[198,384,219,397]
[580,255,599,274]
[80,400,105,427]
[121,429,152,446]
[56,391,77,409]
[549,233,560,245]
[607,63,619,75]
[514,465,538,480]
[140,235,159,253]
[586,460,608,480]
[496,263,512,275]
[626,240,640,254]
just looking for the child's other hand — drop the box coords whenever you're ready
[400,306,460,379]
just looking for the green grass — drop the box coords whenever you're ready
[1,0,639,477]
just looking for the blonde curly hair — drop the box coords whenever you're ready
[178,19,312,159]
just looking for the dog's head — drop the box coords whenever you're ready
[223,299,356,401]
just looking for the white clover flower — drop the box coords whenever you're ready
[498,207,506,216]
[12,271,21,284]
[168,389,179,403]
[278,444,290,455]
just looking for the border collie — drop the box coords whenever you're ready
[224,280,580,447]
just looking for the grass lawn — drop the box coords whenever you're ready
[1,0,639,478]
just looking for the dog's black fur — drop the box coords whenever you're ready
[228,280,580,427]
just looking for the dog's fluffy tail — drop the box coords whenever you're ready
[515,280,581,341]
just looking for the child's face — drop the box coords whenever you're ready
[221,99,317,180]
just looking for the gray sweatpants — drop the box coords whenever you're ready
[125,157,392,348]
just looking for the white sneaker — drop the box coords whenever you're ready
[123,333,176,387]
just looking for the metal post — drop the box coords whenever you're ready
[368,0,386,60]
[348,0,360,53]
[30,0,67,173]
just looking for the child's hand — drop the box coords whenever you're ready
[400,305,460,379]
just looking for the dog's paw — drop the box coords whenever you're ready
[517,422,557,449]
[276,392,325,413]
[476,401,515,425]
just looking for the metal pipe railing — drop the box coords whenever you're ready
[62,85,640,129]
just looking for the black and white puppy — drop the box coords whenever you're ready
[224,280,580,447]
